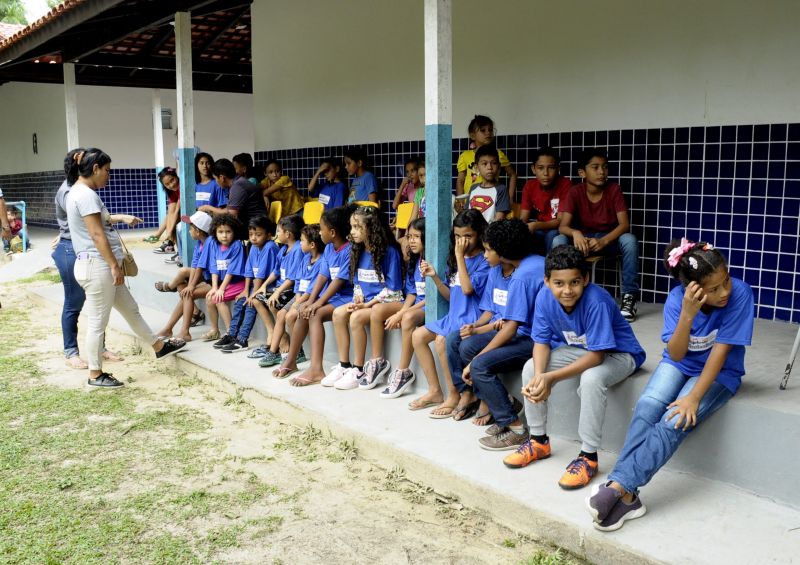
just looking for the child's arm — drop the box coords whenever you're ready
[530,215,561,233]
[206,273,220,301]
[180,267,204,298]
[504,163,518,203]
[410,201,420,220]
[303,277,343,318]
[462,321,520,383]
[420,259,450,301]
[667,343,732,430]
[367,192,378,203]
[385,294,418,329]
[266,279,294,308]
[247,278,265,303]
[666,282,706,361]
[198,204,227,215]
[236,278,251,301]
[456,171,467,196]
[459,311,494,338]
[255,273,277,295]
[262,176,291,198]
[589,210,630,253]
[392,181,408,210]
[525,342,605,403]
[214,273,234,302]
[454,238,476,295]
[558,211,590,255]
[308,165,327,196]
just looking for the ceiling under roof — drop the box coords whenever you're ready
[0,0,253,93]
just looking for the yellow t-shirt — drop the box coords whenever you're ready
[261,175,304,217]
[456,148,511,191]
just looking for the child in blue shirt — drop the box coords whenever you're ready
[322,206,404,390]
[445,220,544,430]
[409,209,490,415]
[344,146,379,203]
[213,216,278,353]
[308,157,348,210]
[194,152,228,213]
[202,214,247,341]
[588,238,752,531]
[505,245,645,491]
[379,218,427,399]
[252,215,306,361]
[279,205,357,384]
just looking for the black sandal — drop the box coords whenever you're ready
[87,373,124,388]
[190,310,205,327]
[452,399,481,421]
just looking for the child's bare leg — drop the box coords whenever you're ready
[253,301,271,346]
[369,302,403,360]
[430,334,460,416]
[206,301,220,335]
[264,302,277,344]
[177,284,210,339]
[269,307,288,352]
[219,301,232,332]
[169,267,191,288]
[397,309,425,369]
[290,305,335,386]
[332,304,352,364]
[155,300,184,338]
[410,327,445,406]
[349,308,372,366]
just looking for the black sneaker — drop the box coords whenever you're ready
[88,372,124,387]
[154,240,175,254]
[156,338,186,359]
[221,339,249,354]
[620,293,637,322]
[213,335,235,349]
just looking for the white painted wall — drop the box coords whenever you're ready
[252,0,800,150]
[0,82,254,174]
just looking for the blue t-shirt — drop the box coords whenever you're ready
[208,239,246,283]
[298,253,323,294]
[425,253,491,336]
[533,283,646,369]
[355,246,403,301]
[195,179,226,209]
[502,255,545,337]
[661,277,753,394]
[479,265,513,322]
[319,241,354,307]
[405,258,426,305]
[272,241,305,289]
[312,179,347,210]
[349,171,378,202]
[191,238,212,282]
[245,240,279,281]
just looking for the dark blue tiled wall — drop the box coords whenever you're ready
[0,168,160,231]
[255,122,800,323]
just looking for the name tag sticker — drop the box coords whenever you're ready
[415,281,426,296]
[493,289,508,306]
[330,267,341,280]
[319,193,330,205]
[299,279,310,292]
[688,329,718,352]
[358,268,380,283]
[562,330,588,347]
[216,259,228,271]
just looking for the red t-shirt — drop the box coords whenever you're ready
[167,188,181,205]
[520,176,573,222]
[560,182,628,233]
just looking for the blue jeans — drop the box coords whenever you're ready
[457,331,533,427]
[608,361,733,494]
[551,232,640,295]
[533,229,560,256]
[52,238,85,358]
[445,330,467,391]
[229,297,257,343]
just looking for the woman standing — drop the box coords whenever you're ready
[65,148,186,387]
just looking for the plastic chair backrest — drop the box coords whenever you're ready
[303,200,324,224]
[395,202,414,230]
[269,200,282,224]
[509,202,521,219]
[354,200,379,208]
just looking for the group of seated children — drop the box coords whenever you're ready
[3,205,26,253]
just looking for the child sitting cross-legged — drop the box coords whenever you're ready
[504,245,645,491]
[212,215,279,353]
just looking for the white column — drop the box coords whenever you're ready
[63,62,79,149]
[175,11,196,265]
[152,89,167,224]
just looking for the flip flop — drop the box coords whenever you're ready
[273,366,298,379]
[452,399,481,421]
[289,375,321,387]
[202,330,220,341]
[190,310,205,327]
[143,235,160,243]
[154,281,176,292]
[102,350,125,362]
[408,398,441,411]
[473,411,495,426]
[429,405,457,419]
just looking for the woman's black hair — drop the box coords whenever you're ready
[344,146,369,169]
[232,153,255,177]
[157,166,179,193]
[467,114,494,135]
[248,214,276,236]
[209,213,242,241]
[348,206,398,284]
[66,147,111,186]
[278,214,305,241]
[320,204,357,241]
[485,219,534,261]
[544,245,589,278]
[446,209,488,280]
[406,217,425,280]
[663,238,727,286]
[301,224,324,253]
[194,152,215,184]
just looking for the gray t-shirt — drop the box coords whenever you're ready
[55,180,71,240]
[66,181,123,261]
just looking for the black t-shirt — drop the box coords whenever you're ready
[227,177,267,235]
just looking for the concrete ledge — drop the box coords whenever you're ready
[28,284,800,565]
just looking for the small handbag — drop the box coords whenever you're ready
[113,227,138,277]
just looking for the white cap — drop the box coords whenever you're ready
[182,211,212,233]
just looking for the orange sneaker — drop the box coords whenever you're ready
[502,438,551,469]
[558,455,598,490]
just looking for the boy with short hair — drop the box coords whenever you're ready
[552,148,640,321]
[468,144,511,223]
[519,147,573,254]
[503,245,645,490]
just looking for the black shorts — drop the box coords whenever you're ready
[255,289,295,310]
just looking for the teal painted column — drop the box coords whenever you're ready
[175,11,196,265]
[424,0,452,322]
[155,167,167,225]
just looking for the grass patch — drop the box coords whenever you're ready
[16,268,61,285]
[520,548,582,565]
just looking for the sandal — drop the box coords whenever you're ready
[102,350,125,362]
[472,411,495,426]
[65,356,88,370]
[190,310,205,327]
[289,375,322,387]
[408,398,441,411]
[143,235,160,243]
[202,330,220,341]
[452,399,481,422]
[273,366,298,379]
[154,281,176,293]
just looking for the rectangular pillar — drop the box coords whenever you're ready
[152,89,167,225]
[424,0,452,322]
[175,11,196,264]
[63,63,79,149]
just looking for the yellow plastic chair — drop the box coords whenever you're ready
[509,202,521,219]
[354,200,379,208]
[394,201,414,234]
[269,200,282,225]
[303,200,324,224]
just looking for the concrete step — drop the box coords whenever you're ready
[28,282,800,565]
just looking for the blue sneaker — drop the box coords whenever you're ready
[258,350,282,367]
[295,348,307,364]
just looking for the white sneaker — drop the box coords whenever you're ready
[334,366,363,390]
[321,364,346,387]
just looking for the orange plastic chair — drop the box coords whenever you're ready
[354,200,379,208]
[303,200,324,224]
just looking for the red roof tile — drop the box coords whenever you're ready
[0,0,85,51]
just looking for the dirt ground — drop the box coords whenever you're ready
[0,275,579,565]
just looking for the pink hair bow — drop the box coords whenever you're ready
[667,237,694,267]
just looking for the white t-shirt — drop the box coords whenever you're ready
[66,181,123,261]
[468,183,510,223]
